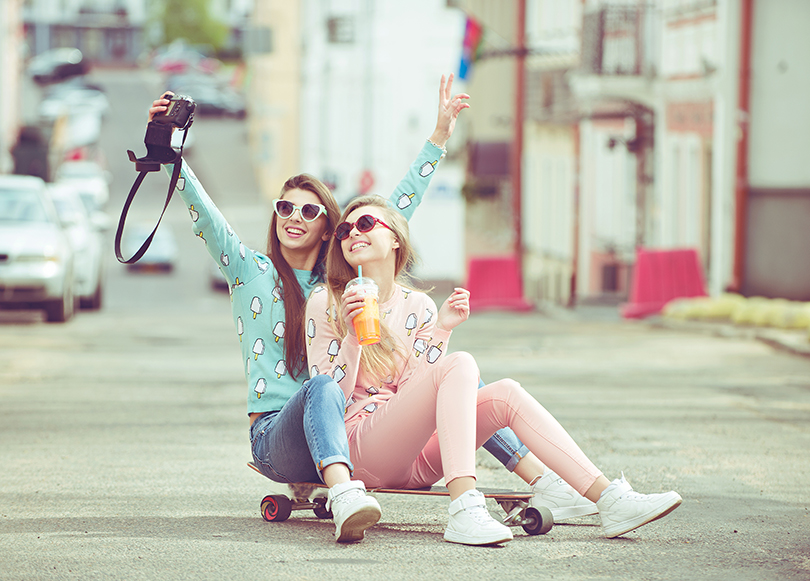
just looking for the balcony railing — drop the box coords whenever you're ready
[581,4,658,77]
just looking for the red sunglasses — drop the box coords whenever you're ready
[334,214,392,240]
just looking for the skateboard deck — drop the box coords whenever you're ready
[247,461,553,535]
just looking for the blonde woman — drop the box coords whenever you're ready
[305,196,682,545]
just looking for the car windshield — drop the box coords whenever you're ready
[52,197,86,223]
[76,191,97,213]
[0,189,52,223]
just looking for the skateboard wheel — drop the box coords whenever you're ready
[261,494,292,522]
[521,506,553,535]
[312,499,333,520]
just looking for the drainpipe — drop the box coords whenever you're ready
[731,0,753,292]
[512,0,526,268]
[569,124,580,307]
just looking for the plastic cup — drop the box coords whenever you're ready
[346,277,380,345]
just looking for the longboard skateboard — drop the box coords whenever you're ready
[248,461,553,536]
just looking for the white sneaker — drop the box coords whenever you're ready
[444,489,513,546]
[530,470,598,522]
[326,481,381,543]
[597,473,682,538]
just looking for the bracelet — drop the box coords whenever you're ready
[427,138,447,159]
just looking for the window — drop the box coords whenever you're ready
[327,16,355,44]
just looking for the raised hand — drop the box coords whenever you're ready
[429,74,471,148]
[147,91,175,123]
[436,287,471,332]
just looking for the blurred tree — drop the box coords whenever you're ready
[158,0,228,50]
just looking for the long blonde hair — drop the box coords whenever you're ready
[324,196,419,381]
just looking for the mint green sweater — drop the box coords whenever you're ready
[174,141,444,413]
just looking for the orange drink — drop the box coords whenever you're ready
[346,277,380,345]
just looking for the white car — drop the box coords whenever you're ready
[209,258,229,292]
[38,79,109,150]
[171,127,195,152]
[48,183,109,309]
[122,223,178,272]
[0,175,75,322]
[54,160,111,211]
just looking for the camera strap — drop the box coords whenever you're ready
[115,123,190,264]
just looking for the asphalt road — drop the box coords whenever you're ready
[1,69,809,580]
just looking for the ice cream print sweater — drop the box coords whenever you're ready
[305,284,452,431]
[173,141,445,414]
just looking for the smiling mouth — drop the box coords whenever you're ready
[286,226,306,237]
[350,241,369,252]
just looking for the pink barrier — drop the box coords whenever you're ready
[621,247,707,319]
[465,256,533,312]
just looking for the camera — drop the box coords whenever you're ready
[119,94,196,265]
[126,95,196,172]
[153,95,196,130]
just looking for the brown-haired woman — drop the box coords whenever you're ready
[146,74,469,543]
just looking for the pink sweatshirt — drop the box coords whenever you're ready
[305,284,452,432]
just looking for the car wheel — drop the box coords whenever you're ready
[80,282,103,310]
[44,285,75,323]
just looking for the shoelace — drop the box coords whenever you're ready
[465,504,496,525]
[333,488,365,506]
[619,490,647,502]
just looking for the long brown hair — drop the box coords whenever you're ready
[324,195,419,381]
[266,174,340,379]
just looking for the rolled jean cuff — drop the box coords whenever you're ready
[481,430,529,472]
[316,454,355,476]
[504,444,529,472]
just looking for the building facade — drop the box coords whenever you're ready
[247,0,469,283]
[459,0,810,306]
[0,0,24,173]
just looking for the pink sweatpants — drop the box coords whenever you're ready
[346,351,603,496]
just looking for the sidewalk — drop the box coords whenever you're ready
[650,316,810,359]
[534,300,810,360]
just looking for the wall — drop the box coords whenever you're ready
[247,1,301,201]
[522,122,576,304]
[743,0,810,300]
[0,0,23,173]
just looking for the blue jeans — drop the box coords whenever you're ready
[250,374,352,484]
[480,379,530,471]
[249,375,528,485]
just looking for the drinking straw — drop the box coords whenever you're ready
[358,265,363,283]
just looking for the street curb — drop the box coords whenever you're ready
[647,316,810,360]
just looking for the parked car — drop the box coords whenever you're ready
[171,127,195,152]
[28,48,90,85]
[151,41,220,75]
[0,175,75,322]
[166,73,246,118]
[209,259,229,292]
[39,79,109,151]
[54,160,112,211]
[47,183,108,309]
[39,78,109,121]
[121,223,178,272]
